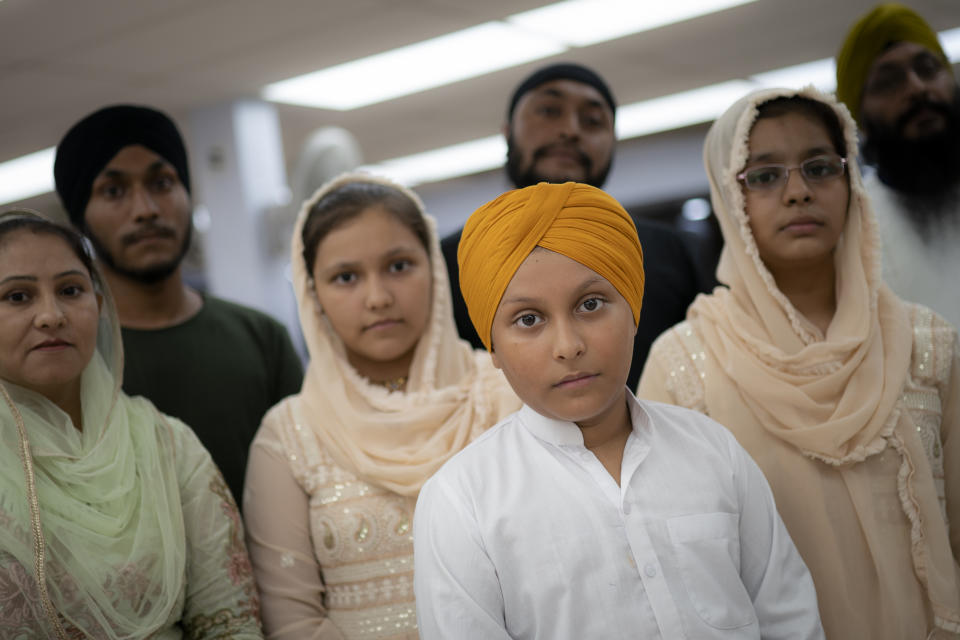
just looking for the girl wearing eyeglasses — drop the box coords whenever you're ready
[638,87,960,638]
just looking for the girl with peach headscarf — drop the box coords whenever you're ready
[242,173,518,640]
[638,87,960,638]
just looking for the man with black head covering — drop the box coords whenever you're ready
[836,4,960,328]
[55,104,303,504]
[441,62,705,389]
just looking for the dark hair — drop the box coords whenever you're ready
[302,181,430,273]
[754,96,848,158]
[0,211,97,279]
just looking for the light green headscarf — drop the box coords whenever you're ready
[0,211,187,638]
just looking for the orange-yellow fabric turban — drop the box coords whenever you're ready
[458,182,644,351]
[836,3,948,125]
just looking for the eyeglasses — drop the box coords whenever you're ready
[737,155,847,192]
[864,52,946,96]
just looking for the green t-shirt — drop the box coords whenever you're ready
[121,295,303,504]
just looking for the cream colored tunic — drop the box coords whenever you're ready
[244,399,417,640]
[639,304,960,639]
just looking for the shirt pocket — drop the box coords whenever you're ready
[667,511,756,630]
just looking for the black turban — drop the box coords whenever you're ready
[54,105,191,227]
[507,62,617,121]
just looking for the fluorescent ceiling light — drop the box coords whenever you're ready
[361,135,506,186]
[747,27,960,93]
[751,58,836,92]
[264,22,564,110]
[749,31,960,93]
[367,80,757,186]
[0,147,55,205]
[509,0,758,47]
[6,27,960,204]
[265,0,759,110]
[364,22,960,187]
[941,26,960,61]
[616,80,756,139]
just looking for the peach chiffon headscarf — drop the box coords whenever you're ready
[289,173,518,497]
[690,86,960,629]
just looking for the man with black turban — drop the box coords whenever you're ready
[836,4,960,329]
[440,62,707,389]
[54,104,303,504]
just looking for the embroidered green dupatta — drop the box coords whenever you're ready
[0,238,186,638]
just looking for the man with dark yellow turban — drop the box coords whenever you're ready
[413,182,822,639]
[836,3,960,330]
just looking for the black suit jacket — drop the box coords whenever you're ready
[441,220,706,391]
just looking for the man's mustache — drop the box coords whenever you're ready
[532,143,592,172]
[896,98,954,134]
[122,223,177,246]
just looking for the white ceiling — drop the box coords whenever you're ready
[2,0,959,204]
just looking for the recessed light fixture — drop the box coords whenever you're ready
[264,22,564,111]
[3,25,959,204]
[940,26,960,60]
[264,0,760,111]
[363,28,960,186]
[359,135,506,187]
[615,80,756,139]
[750,58,836,92]
[0,147,55,206]
[508,0,757,48]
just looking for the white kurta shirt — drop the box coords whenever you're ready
[414,393,823,640]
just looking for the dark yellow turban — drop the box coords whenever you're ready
[458,182,644,351]
[836,3,948,125]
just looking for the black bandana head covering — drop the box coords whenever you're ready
[507,62,617,121]
[54,105,191,228]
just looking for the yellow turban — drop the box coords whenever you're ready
[836,3,948,125]
[458,182,644,351]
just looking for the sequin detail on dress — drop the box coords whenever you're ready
[280,403,418,639]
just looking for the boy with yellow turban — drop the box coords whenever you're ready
[413,182,823,639]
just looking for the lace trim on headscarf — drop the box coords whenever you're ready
[289,172,518,496]
[890,430,960,634]
[721,87,881,346]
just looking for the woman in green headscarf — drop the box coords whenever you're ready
[0,211,263,639]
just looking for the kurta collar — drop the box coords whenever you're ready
[517,388,652,448]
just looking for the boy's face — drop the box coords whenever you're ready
[489,247,635,426]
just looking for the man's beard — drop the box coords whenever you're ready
[505,134,612,189]
[861,87,960,234]
[87,221,192,285]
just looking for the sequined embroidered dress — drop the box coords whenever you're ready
[248,400,418,640]
[640,304,960,637]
